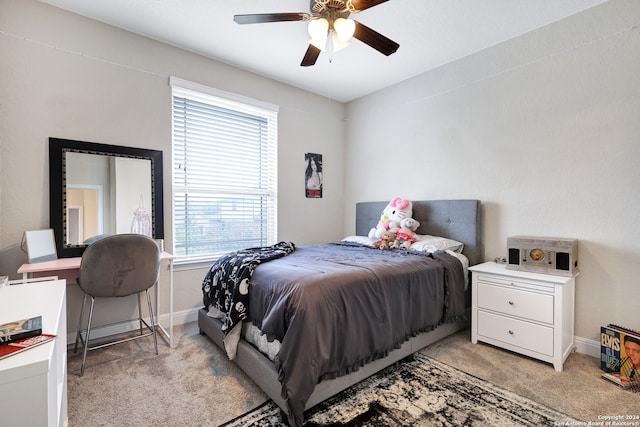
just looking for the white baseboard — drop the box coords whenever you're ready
[67,308,603,362]
[66,307,201,347]
[167,306,200,326]
[574,335,601,359]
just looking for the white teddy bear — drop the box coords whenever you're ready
[391,217,421,249]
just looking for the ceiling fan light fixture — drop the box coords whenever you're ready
[308,18,329,40]
[331,32,350,52]
[333,17,355,42]
[308,18,329,51]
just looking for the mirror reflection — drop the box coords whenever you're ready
[65,152,152,245]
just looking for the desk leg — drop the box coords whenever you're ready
[168,259,173,348]
[155,259,174,348]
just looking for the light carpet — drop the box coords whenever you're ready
[67,323,640,426]
[221,353,578,426]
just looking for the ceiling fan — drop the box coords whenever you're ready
[234,0,399,67]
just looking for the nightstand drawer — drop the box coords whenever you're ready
[476,274,554,293]
[477,282,553,324]
[477,311,554,357]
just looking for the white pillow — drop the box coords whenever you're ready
[341,235,375,247]
[411,235,464,253]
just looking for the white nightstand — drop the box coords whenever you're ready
[470,262,577,371]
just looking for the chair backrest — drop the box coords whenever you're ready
[79,234,161,298]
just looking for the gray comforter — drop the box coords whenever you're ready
[246,242,466,426]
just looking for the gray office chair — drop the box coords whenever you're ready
[74,233,161,376]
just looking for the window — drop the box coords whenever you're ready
[170,77,278,262]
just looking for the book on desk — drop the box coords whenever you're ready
[0,316,42,344]
[0,334,56,360]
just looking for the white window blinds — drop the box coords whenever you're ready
[170,77,278,261]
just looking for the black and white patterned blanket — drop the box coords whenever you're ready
[201,242,295,358]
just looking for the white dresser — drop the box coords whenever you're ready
[470,262,576,371]
[0,280,68,426]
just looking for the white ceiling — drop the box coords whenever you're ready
[40,0,606,103]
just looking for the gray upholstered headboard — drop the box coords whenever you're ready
[355,199,483,266]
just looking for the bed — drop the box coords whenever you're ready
[198,199,482,426]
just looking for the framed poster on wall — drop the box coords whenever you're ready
[305,153,323,198]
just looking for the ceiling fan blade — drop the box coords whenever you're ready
[349,0,389,12]
[301,44,322,67]
[352,20,399,56]
[234,13,310,25]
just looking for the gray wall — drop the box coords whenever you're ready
[0,0,345,332]
[2,0,639,353]
[344,0,640,348]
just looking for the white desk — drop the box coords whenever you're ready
[0,280,67,427]
[18,252,176,348]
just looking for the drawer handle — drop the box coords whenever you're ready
[508,300,514,306]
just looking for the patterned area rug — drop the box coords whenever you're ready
[221,354,580,426]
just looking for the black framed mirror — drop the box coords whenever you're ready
[49,137,164,258]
